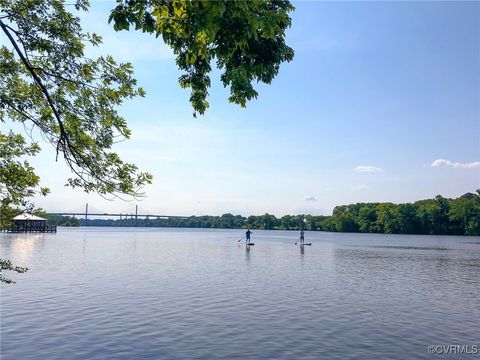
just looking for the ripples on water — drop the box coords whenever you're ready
[1,228,479,359]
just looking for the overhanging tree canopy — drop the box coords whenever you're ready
[0,0,294,206]
[109,0,295,115]
[0,0,152,203]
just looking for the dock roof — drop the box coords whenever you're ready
[13,213,47,221]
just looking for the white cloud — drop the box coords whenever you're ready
[431,159,480,169]
[354,165,383,173]
[304,195,317,201]
[352,185,368,191]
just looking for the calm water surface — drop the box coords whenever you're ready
[1,228,479,359]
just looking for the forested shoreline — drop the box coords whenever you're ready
[70,192,480,236]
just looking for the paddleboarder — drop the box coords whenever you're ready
[300,229,305,244]
[245,229,252,244]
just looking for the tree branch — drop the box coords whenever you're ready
[0,20,71,155]
[0,19,117,192]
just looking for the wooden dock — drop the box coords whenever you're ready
[0,225,57,233]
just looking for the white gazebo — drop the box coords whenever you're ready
[12,213,52,232]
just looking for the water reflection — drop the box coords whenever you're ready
[1,229,478,360]
[1,234,45,265]
[245,243,251,264]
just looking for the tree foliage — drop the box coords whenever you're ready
[319,192,480,236]
[78,192,480,236]
[0,0,294,209]
[45,214,80,227]
[0,0,152,205]
[109,0,295,115]
[0,259,28,284]
[0,131,49,207]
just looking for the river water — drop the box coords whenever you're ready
[1,228,479,359]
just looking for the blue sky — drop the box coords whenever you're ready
[9,1,480,216]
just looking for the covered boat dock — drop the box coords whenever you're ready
[1,213,57,233]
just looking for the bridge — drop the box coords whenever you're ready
[48,204,188,221]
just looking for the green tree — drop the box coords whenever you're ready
[219,213,235,228]
[357,204,378,233]
[280,215,295,230]
[0,201,17,228]
[415,197,450,235]
[1,0,293,207]
[109,0,295,115]
[259,213,278,230]
[0,259,28,284]
[45,214,80,227]
[0,131,49,208]
[332,206,359,232]
[1,0,152,203]
[246,215,260,229]
[396,203,420,234]
[304,214,318,231]
[320,216,336,232]
[375,203,400,234]
[449,193,480,236]
[233,215,247,228]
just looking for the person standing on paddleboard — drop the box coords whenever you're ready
[246,229,252,244]
[300,229,305,244]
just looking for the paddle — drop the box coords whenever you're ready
[295,237,300,245]
[237,237,245,243]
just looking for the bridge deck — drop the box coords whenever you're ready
[48,212,188,219]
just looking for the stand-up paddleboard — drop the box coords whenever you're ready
[297,243,312,246]
[246,243,255,246]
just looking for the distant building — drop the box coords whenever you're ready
[7,213,57,233]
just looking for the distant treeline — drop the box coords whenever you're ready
[78,192,480,236]
[322,192,480,236]
[45,214,80,227]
